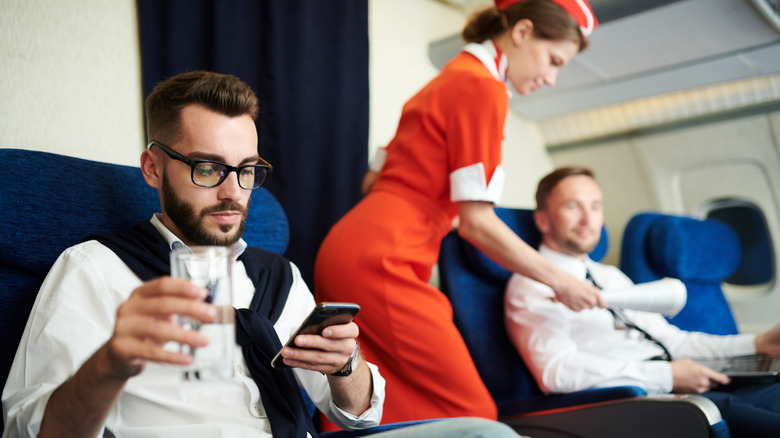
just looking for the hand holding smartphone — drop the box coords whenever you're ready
[271,302,360,369]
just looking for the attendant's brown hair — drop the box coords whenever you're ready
[462,0,587,51]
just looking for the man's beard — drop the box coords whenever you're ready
[562,232,599,256]
[162,172,248,246]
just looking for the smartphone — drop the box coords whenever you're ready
[270,302,361,369]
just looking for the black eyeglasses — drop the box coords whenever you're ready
[147,141,272,190]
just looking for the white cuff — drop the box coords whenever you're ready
[450,163,505,204]
[638,360,674,394]
[326,361,385,430]
[369,148,387,172]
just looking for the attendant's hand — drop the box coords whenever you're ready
[361,170,379,195]
[671,358,730,393]
[101,277,214,380]
[277,321,360,374]
[755,322,780,357]
[553,273,606,311]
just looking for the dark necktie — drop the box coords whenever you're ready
[585,270,672,361]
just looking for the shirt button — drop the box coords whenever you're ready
[236,364,244,374]
[255,406,265,416]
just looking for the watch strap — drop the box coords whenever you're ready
[330,342,359,377]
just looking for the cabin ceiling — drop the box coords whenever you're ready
[429,0,780,120]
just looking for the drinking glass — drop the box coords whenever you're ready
[170,245,235,380]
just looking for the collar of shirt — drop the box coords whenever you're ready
[149,214,247,260]
[462,39,509,85]
[539,244,597,283]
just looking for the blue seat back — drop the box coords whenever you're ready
[620,212,740,335]
[0,148,289,417]
[438,207,632,415]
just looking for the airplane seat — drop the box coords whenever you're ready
[442,208,619,412]
[0,148,432,435]
[438,207,729,437]
[620,212,741,335]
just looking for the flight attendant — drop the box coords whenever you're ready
[315,0,602,424]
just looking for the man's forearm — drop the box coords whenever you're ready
[327,359,373,415]
[39,344,128,438]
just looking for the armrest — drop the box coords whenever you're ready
[497,385,646,416]
[501,394,725,438]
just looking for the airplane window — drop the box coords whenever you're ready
[705,199,775,287]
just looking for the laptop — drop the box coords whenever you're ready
[694,354,780,386]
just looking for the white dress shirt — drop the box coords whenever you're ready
[504,244,756,395]
[3,216,385,438]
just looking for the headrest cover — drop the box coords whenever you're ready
[647,217,741,282]
[494,0,598,37]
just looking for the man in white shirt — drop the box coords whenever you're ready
[3,71,518,438]
[504,166,780,438]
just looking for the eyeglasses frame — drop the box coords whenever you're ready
[147,141,272,190]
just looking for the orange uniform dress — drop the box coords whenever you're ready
[315,41,508,424]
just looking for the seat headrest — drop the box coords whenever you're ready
[647,216,740,282]
[0,149,289,277]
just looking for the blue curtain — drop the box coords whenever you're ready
[137,0,369,286]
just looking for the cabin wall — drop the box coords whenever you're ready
[368,0,463,156]
[0,0,143,166]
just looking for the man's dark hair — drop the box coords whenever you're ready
[535,166,595,210]
[145,71,259,145]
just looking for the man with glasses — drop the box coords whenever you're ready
[3,71,519,438]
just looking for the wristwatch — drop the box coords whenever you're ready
[330,342,360,377]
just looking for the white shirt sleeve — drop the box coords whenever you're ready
[588,261,757,360]
[629,311,757,359]
[368,147,387,172]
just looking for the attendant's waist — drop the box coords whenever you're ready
[371,181,453,238]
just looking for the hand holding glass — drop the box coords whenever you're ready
[170,246,235,380]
